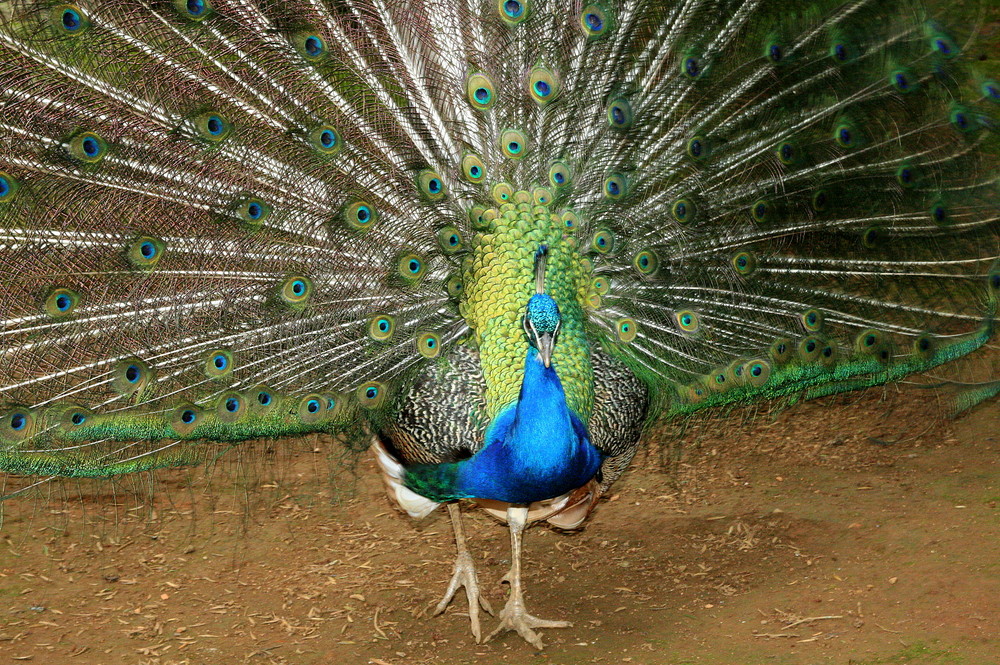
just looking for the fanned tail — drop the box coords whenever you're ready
[0,0,997,482]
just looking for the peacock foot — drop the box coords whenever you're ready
[428,549,494,642]
[485,589,572,650]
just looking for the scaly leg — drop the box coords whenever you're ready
[486,505,572,649]
[429,502,494,642]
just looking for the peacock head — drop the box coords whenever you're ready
[523,294,561,368]
[523,246,560,368]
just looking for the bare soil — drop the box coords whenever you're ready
[1,385,998,665]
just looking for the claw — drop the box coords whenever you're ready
[485,505,572,649]
[485,592,572,649]
[430,548,494,641]
[426,503,493,642]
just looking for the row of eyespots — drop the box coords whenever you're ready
[115,9,310,58]
[676,25,960,83]
[52,6,350,153]
[366,317,445,358]
[42,269,310,319]
[684,329,937,401]
[4,391,346,439]
[497,0,611,36]
[703,357,773,394]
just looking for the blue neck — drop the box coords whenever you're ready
[449,348,602,504]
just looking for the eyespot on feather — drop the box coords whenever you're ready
[357,381,387,408]
[204,349,235,379]
[68,131,107,163]
[580,5,610,38]
[193,112,232,142]
[170,403,202,437]
[467,73,496,110]
[417,170,447,200]
[112,358,153,395]
[279,275,313,307]
[126,236,165,269]
[500,129,528,159]
[498,0,530,25]
[52,4,89,34]
[216,391,246,423]
[616,318,637,343]
[293,31,328,61]
[416,331,442,358]
[44,288,80,318]
[174,0,213,20]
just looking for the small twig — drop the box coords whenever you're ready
[373,607,387,639]
[781,615,843,630]
[753,632,799,639]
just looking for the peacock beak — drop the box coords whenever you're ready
[537,332,555,368]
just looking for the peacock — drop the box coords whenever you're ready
[1,0,998,650]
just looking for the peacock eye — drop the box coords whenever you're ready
[982,80,1000,102]
[683,56,703,79]
[177,0,214,20]
[303,35,326,58]
[607,98,633,129]
[503,0,524,18]
[62,8,82,30]
[206,115,224,135]
[280,275,313,306]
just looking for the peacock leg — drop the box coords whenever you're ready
[486,505,572,649]
[430,502,494,642]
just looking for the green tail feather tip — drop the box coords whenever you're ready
[666,319,994,417]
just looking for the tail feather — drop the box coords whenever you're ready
[0,0,996,480]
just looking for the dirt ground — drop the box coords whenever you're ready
[0,383,998,665]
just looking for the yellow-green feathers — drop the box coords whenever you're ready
[461,188,594,418]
